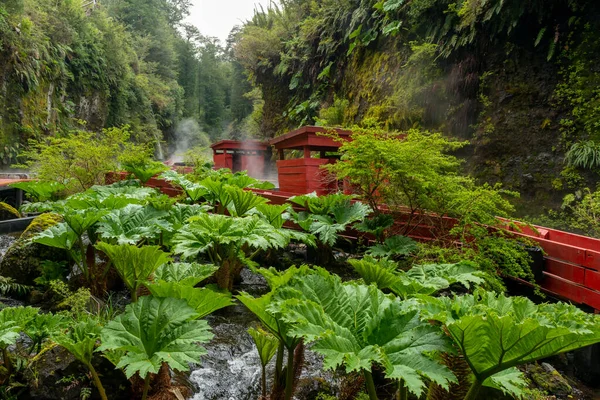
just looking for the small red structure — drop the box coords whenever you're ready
[210,140,269,179]
[270,126,351,195]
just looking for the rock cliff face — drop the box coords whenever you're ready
[236,2,600,217]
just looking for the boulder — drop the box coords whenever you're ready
[25,345,130,400]
[0,213,70,286]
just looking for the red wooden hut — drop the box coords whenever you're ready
[210,140,269,179]
[270,126,352,195]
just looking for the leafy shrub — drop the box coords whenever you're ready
[562,187,600,238]
[53,318,107,400]
[17,126,148,193]
[350,256,485,298]
[172,213,293,290]
[95,242,171,301]
[327,128,516,238]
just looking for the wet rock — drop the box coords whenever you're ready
[0,213,70,286]
[25,345,82,400]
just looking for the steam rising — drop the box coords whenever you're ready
[170,119,212,163]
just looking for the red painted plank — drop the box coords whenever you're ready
[545,258,586,284]
[584,269,600,291]
[521,236,588,266]
[584,249,600,272]
[542,228,600,250]
[542,273,600,310]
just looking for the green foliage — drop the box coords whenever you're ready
[288,192,371,247]
[562,187,600,238]
[160,170,207,202]
[555,25,600,155]
[328,128,516,238]
[0,307,38,348]
[226,186,268,217]
[122,159,169,184]
[9,181,66,202]
[272,268,456,398]
[98,296,213,382]
[421,290,600,398]
[171,213,292,290]
[316,96,350,127]
[473,233,536,287]
[34,260,68,286]
[350,256,486,298]
[31,223,78,251]
[145,281,233,318]
[564,140,600,170]
[96,204,171,245]
[236,265,312,400]
[248,326,279,399]
[248,326,278,368]
[47,280,92,318]
[17,127,148,193]
[366,235,418,258]
[53,318,108,400]
[154,262,218,286]
[24,312,67,353]
[355,213,395,243]
[95,242,171,301]
[250,203,290,228]
[0,276,30,297]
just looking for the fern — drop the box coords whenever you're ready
[565,140,600,170]
[0,276,31,296]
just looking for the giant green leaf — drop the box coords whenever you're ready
[154,262,218,286]
[96,204,171,244]
[421,291,600,395]
[98,296,212,379]
[248,327,279,367]
[95,242,171,300]
[272,269,455,396]
[62,208,108,236]
[145,280,233,318]
[54,318,102,366]
[226,186,268,217]
[32,222,78,250]
[350,257,486,298]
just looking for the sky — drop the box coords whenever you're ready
[185,0,273,44]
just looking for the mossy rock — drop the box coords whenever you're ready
[528,362,573,396]
[0,202,20,221]
[25,345,130,400]
[0,213,70,286]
